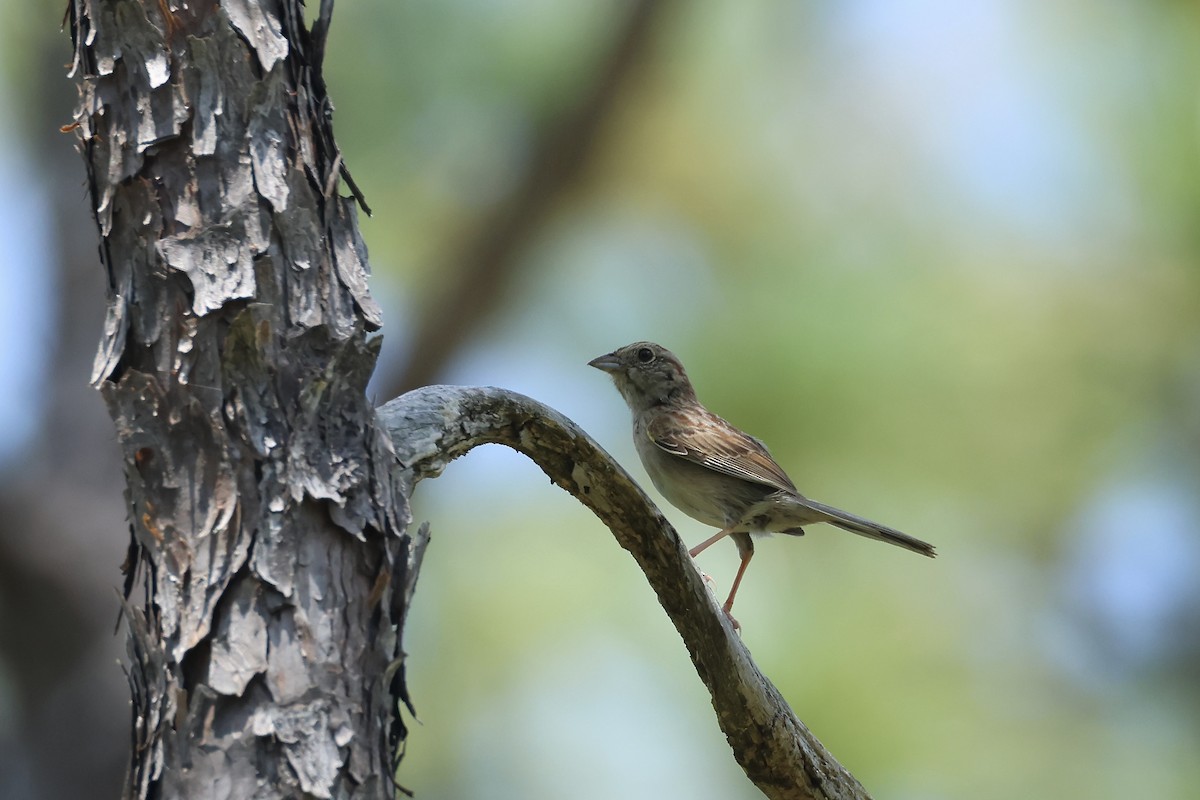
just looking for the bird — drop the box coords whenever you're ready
[588,341,935,626]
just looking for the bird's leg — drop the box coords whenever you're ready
[689,527,732,558]
[723,548,753,616]
[689,530,729,596]
[720,532,755,631]
[690,529,752,631]
[715,534,753,618]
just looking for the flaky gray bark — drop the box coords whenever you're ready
[378,386,873,800]
[68,1,418,797]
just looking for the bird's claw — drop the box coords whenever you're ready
[722,605,742,633]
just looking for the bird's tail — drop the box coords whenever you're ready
[805,499,936,558]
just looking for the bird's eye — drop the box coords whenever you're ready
[636,347,655,364]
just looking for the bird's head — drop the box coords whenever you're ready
[588,341,698,410]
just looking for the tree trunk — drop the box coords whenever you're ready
[66,1,419,797]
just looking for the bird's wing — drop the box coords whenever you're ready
[647,407,798,493]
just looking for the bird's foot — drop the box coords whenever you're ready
[722,605,742,633]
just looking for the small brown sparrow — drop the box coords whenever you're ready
[589,341,935,625]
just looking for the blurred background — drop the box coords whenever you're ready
[2,0,1199,798]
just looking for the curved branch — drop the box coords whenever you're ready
[377,385,872,800]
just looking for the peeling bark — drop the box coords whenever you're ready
[378,386,873,800]
[67,1,415,797]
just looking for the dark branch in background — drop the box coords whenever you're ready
[382,0,670,398]
[377,386,874,800]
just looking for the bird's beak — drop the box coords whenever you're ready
[587,352,621,373]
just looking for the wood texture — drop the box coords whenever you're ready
[67,1,417,797]
[378,385,873,800]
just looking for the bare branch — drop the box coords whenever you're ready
[377,385,873,800]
